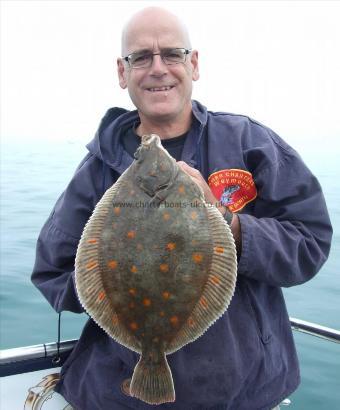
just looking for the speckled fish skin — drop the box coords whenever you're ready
[75,134,237,405]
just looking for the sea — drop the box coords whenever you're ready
[1,138,339,409]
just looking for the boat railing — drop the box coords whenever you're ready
[289,317,340,343]
[1,317,339,378]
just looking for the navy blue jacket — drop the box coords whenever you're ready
[32,100,332,410]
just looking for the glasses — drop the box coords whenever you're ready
[123,48,192,69]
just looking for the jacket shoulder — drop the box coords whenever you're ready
[207,110,300,174]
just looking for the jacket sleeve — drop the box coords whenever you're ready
[237,132,333,288]
[31,154,104,313]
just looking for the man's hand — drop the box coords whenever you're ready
[177,161,221,208]
[177,161,241,255]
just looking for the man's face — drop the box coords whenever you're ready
[117,20,199,124]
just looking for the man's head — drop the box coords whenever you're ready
[117,7,199,130]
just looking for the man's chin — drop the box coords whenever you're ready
[141,106,180,123]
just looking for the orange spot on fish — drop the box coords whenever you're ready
[97,291,106,301]
[178,185,185,194]
[162,291,171,300]
[163,212,171,221]
[214,247,224,254]
[112,314,119,325]
[130,265,138,273]
[191,211,198,220]
[166,242,176,251]
[129,322,138,331]
[210,275,221,285]
[187,317,195,327]
[160,264,169,273]
[200,297,208,308]
[159,311,165,317]
[87,239,97,244]
[127,231,136,239]
[143,298,152,307]
[129,288,137,296]
[86,261,98,270]
[170,316,179,326]
[192,253,203,263]
[107,260,117,269]
[113,207,121,215]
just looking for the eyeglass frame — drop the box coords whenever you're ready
[122,48,192,69]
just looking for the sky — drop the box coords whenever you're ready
[1,0,340,154]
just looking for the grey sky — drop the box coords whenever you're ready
[1,1,339,154]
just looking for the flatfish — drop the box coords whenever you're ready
[75,134,237,405]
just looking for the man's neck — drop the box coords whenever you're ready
[135,114,192,140]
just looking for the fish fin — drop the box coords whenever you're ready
[166,205,237,354]
[130,349,175,405]
[75,177,141,353]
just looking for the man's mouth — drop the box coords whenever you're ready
[146,86,175,92]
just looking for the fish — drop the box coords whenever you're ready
[221,184,240,206]
[75,134,237,405]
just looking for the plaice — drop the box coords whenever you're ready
[75,134,237,405]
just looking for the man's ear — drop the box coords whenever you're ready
[117,58,128,89]
[191,50,200,81]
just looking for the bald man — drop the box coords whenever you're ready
[32,7,332,410]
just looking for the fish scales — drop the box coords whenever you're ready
[75,134,237,405]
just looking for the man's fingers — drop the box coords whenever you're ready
[177,161,194,175]
[177,161,201,177]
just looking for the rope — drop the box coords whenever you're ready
[52,312,62,365]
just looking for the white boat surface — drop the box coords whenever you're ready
[1,318,339,409]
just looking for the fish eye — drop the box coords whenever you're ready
[158,183,169,190]
[143,135,153,142]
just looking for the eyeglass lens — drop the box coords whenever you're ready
[129,49,188,68]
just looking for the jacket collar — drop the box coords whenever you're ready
[86,100,208,174]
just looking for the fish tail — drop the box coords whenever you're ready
[129,350,175,404]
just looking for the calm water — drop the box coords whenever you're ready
[1,138,339,409]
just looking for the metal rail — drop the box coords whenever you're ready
[0,339,76,366]
[289,317,340,344]
[0,318,339,376]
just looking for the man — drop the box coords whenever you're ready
[32,7,332,410]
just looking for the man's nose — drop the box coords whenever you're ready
[149,54,168,76]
